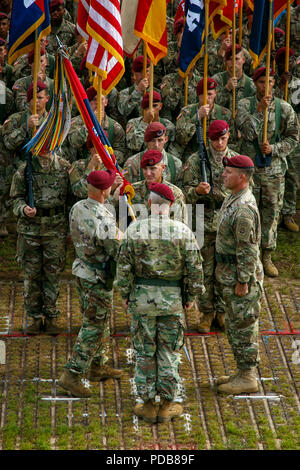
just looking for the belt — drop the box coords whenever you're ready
[36,206,65,217]
[135,276,181,287]
[215,252,237,264]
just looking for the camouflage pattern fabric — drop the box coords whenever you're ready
[122,148,182,187]
[215,187,263,370]
[12,52,55,82]
[0,64,14,90]
[115,214,204,401]
[126,116,175,157]
[64,197,121,374]
[212,71,256,110]
[207,43,253,78]
[117,83,144,123]
[9,153,72,318]
[235,94,299,249]
[0,128,14,227]
[46,18,76,55]
[0,82,16,124]
[12,76,54,113]
[68,156,105,200]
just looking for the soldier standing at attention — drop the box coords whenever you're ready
[115,182,205,423]
[58,170,124,398]
[215,155,264,395]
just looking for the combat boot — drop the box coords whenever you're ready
[217,369,258,394]
[197,312,215,333]
[262,251,278,277]
[283,215,299,233]
[24,318,44,335]
[157,398,183,422]
[215,371,238,385]
[43,317,60,335]
[0,226,8,237]
[87,363,124,381]
[133,399,158,423]
[57,369,92,398]
[215,312,225,332]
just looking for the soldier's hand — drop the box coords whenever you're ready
[220,37,231,53]
[198,104,210,118]
[226,76,238,91]
[88,153,102,170]
[27,114,40,129]
[144,107,155,123]
[111,173,123,191]
[75,41,88,57]
[256,95,272,112]
[185,301,194,311]
[137,78,149,93]
[279,71,290,87]
[122,298,129,311]
[23,206,37,218]
[260,141,272,155]
[235,281,248,297]
[196,182,210,195]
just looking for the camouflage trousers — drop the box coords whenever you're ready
[0,167,14,226]
[131,313,185,401]
[198,231,225,316]
[17,232,67,319]
[252,172,285,251]
[219,281,261,371]
[282,149,300,216]
[65,278,112,375]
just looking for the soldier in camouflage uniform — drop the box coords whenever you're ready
[12,38,56,82]
[183,120,238,334]
[125,91,175,158]
[235,66,299,277]
[114,150,186,224]
[122,121,182,187]
[0,78,15,124]
[215,155,264,395]
[175,77,236,161]
[0,38,13,89]
[65,87,126,165]
[213,45,256,111]
[47,0,76,55]
[0,12,9,42]
[58,170,124,398]
[12,49,54,113]
[0,127,15,236]
[273,47,300,233]
[115,182,205,423]
[9,113,73,335]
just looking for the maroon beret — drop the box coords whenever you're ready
[87,169,116,190]
[144,122,166,142]
[223,155,254,169]
[140,149,163,168]
[0,38,6,47]
[0,13,9,20]
[28,47,46,65]
[252,66,275,81]
[275,47,295,63]
[225,44,243,61]
[50,0,64,9]
[26,81,48,102]
[148,182,175,203]
[208,120,229,141]
[86,86,97,101]
[141,91,162,109]
[196,78,217,96]
[173,17,184,36]
[274,27,285,38]
[132,55,150,73]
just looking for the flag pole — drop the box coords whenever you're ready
[284,0,291,101]
[238,0,243,46]
[263,0,273,144]
[232,0,237,119]
[32,30,41,133]
[184,75,188,106]
[97,76,102,124]
[149,58,154,121]
[272,22,276,72]
[203,0,209,145]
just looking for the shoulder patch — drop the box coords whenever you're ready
[126,123,133,134]
[176,113,182,121]
[236,216,253,242]
[122,168,128,175]
[183,163,189,171]
[160,81,166,90]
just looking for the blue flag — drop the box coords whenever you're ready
[249,0,273,69]
[8,0,51,65]
[178,0,205,78]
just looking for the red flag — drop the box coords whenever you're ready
[76,0,125,95]
[210,0,243,39]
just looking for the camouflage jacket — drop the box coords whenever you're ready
[66,113,126,165]
[0,81,15,125]
[183,145,238,233]
[175,102,235,160]
[215,187,263,287]
[212,71,256,110]
[115,213,205,314]
[12,75,54,113]
[235,94,299,175]
[9,153,72,236]
[122,148,182,187]
[207,42,253,77]
[273,74,300,116]
[117,84,161,123]
[46,18,76,55]
[0,64,13,90]
[12,52,56,81]
[126,116,175,157]
[68,155,106,199]
[70,198,121,284]
[159,70,201,121]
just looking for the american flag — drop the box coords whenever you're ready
[76,0,125,95]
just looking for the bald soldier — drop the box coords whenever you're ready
[122,122,182,187]
[115,182,205,423]
[215,155,264,395]
[58,170,124,398]
[183,120,238,334]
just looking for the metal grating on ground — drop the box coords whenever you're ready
[0,279,299,450]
